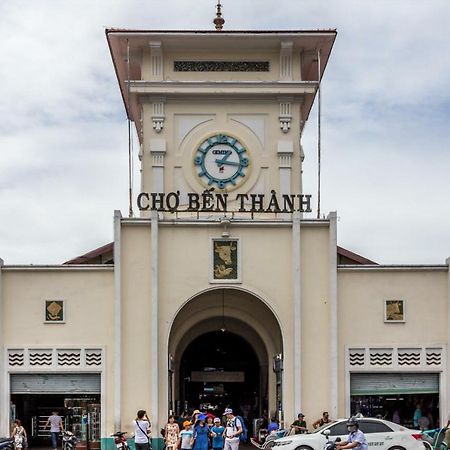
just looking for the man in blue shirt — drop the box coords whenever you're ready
[336,418,368,450]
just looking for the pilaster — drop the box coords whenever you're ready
[280,42,293,81]
[0,258,7,435]
[292,212,301,414]
[328,212,338,419]
[150,138,167,192]
[113,211,122,431]
[149,41,163,81]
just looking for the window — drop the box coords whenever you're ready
[359,421,393,433]
[327,422,349,436]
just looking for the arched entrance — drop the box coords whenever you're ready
[168,287,283,423]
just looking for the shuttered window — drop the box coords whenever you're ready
[350,373,439,395]
[10,373,101,394]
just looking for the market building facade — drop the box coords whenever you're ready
[1,21,449,450]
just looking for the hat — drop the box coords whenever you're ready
[197,414,207,422]
[183,421,191,427]
[214,418,221,423]
[298,413,305,417]
[193,410,201,415]
[223,408,233,415]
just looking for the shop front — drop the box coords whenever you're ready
[350,373,440,428]
[10,373,101,449]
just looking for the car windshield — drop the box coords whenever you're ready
[312,421,338,434]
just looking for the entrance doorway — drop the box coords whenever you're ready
[179,330,261,418]
[168,287,283,429]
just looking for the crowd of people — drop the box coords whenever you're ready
[132,407,244,450]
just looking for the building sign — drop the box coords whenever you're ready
[137,190,312,213]
[191,371,245,383]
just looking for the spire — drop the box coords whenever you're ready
[213,0,225,31]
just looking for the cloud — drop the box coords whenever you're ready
[0,0,449,264]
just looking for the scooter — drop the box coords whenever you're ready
[62,430,78,450]
[0,437,14,450]
[421,428,448,450]
[323,431,341,450]
[251,429,292,450]
[111,431,130,450]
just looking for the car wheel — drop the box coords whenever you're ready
[388,446,406,450]
[295,446,313,450]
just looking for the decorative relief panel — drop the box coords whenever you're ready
[57,349,81,366]
[370,348,392,366]
[398,348,421,366]
[85,349,102,366]
[174,61,270,72]
[426,348,442,366]
[348,346,444,369]
[349,349,365,367]
[8,350,24,367]
[7,347,103,370]
[29,349,52,366]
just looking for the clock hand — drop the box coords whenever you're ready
[215,159,240,167]
[215,150,232,167]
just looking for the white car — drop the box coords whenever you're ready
[271,418,424,450]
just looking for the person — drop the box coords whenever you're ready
[11,420,27,450]
[45,411,63,450]
[336,418,368,450]
[133,410,151,450]
[312,412,332,429]
[165,415,180,450]
[392,410,400,425]
[210,417,225,450]
[206,415,215,448]
[290,413,307,434]
[223,408,242,450]
[413,404,422,429]
[267,417,279,434]
[180,421,194,450]
[193,414,209,450]
[443,411,450,447]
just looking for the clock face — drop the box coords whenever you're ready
[194,134,249,189]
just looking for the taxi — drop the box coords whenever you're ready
[271,418,424,450]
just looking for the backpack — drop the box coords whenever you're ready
[233,416,248,442]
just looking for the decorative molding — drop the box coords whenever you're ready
[280,42,293,81]
[149,41,163,80]
[277,140,293,168]
[152,100,165,133]
[348,346,444,370]
[149,138,166,168]
[279,101,292,133]
[7,347,103,370]
[174,61,270,72]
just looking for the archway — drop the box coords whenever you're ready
[168,287,283,423]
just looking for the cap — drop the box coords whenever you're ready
[223,408,233,415]
[298,413,305,417]
[183,421,191,427]
[193,410,201,415]
[214,418,221,423]
[197,414,207,422]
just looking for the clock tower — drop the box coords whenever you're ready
[106,29,336,216]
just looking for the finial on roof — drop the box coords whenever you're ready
[213,0,225,31]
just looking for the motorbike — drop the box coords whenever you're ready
[251,429,293,450]
[111,431,130,450]
[323,432,341,450]
[0,437,14,450]
[421,428,448,450]
[62,430,78,450]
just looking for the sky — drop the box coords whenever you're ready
[0,0,449,265]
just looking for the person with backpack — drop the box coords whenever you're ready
[223,408,243,450]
